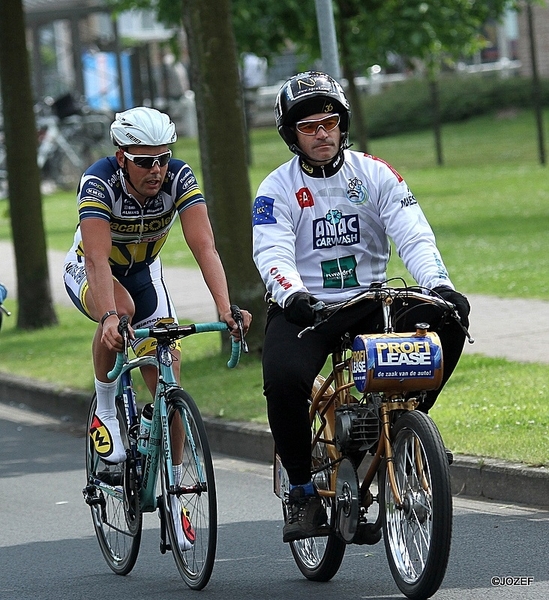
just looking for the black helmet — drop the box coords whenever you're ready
[274,71,351,154]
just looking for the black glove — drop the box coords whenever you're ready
[283,292,321,327]
[432,286,470,329]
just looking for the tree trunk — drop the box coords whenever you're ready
[526,1,546,165]
[0,0,57,329]
[181,0,265,354]
[428,75,444,167]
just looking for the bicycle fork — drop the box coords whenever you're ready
[360,400,423,509]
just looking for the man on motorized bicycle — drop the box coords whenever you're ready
[252,71,470,543]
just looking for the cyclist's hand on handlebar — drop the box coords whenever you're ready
[432,286,470,328]
[100,314,134,352]
[283,291,324,327]
[220,305,252,342]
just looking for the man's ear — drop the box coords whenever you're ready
[115,148,125,168]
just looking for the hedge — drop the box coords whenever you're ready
[362,73,549,138]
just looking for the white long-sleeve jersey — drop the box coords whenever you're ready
[252,149,453,307]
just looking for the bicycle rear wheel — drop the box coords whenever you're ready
[380,409,452,600]
[161,389,217,590]
[288,396,346,582]
[84,394,142,575]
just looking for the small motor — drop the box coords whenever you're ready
[335,399,380,453]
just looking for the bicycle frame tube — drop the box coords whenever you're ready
[127,346,189,511]
[112,354,168,512]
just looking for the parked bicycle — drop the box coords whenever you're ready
[36,94,111,191]
[0,282,11,331]
[0,94,112,197]
[273,282,473,599]
[83,308,247,590]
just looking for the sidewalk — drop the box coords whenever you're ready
[2,241,549,362]
[1,240,549,508]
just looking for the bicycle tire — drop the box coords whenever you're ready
[84,394,142,575]
[288,397,346,582]
[161,389,217,590]
[380,410,452,599]
[50,144,83,191]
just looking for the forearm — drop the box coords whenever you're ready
[196,250,232,317]
[85,256,117,320]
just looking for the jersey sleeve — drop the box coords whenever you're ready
[252,170,307,306]
[369,156,454,290]
[172,160,206,214]
[77,157,117,223]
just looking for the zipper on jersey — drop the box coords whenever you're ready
[124,200,146,276]
[321,164,345,290]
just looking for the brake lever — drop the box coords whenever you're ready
[117,315,131,356]
[297,301,326,338]
[452,308,475,344]
[230,304,249,353]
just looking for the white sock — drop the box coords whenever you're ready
[90,378,126,463]
[171,463,194,551]
[173,463,183,485]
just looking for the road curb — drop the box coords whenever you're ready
[1,371,548,509]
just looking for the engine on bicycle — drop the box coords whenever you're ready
[334,395,381,453]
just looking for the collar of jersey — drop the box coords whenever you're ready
[299,150,345,178]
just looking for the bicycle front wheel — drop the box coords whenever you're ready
[380,409,452,600]
[161,389,217,590]
[84,394,142,575]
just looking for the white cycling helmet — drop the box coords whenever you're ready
[110,107,177,147]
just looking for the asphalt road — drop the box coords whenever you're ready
[1,403,548,600]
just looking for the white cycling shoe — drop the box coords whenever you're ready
[170,495,195,551]
[90,414,126,464]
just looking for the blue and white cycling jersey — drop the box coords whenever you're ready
[67,156,205,276]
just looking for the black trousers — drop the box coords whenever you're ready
[262,297,467,485]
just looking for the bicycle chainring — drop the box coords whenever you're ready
[335,457,359,543]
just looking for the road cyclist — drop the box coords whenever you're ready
[63,106,251,583]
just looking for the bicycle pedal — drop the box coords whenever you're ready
[83,486,103,506]
[313,524,332,537]
[353,521,382,545]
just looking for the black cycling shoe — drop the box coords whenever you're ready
[283,486,329,543]
[96,466,123,486]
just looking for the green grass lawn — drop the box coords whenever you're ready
[1,108,548,465]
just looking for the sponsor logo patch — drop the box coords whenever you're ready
[321,255,359,289]
[346,177,367,205]
[296,187,314,208]
[252,196,277,225]
[313,211,359,249]
[90,414,114,458]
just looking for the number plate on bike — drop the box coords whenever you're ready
[351,332,443,393]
